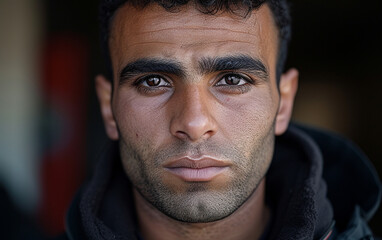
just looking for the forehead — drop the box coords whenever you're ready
[109,2,279,79]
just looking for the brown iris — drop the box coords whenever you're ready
[146,76,161,86]
[225,75,242,85]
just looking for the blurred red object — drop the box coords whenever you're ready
[39,34,88,235]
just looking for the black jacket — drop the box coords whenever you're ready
[61,124,381,239]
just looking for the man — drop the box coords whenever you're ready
[62,0,381,239]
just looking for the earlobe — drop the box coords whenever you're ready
[275,68,299,136]
[95,75,119,140]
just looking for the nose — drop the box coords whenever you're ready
[170,85,218,142]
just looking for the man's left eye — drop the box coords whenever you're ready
[215,74,249,86]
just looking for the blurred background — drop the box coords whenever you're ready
[0,0,381,238]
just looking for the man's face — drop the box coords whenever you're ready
[100,3,293,223]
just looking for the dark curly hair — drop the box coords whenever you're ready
[99,0,291,83]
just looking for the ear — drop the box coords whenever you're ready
[275,68,299,136]
[95,75,119,140]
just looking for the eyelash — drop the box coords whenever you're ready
[214,73,254,94]
[132,72,255,95]
[133,74,171,94]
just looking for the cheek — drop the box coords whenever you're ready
[222,91,277,134]
[113,92,170,149]
[217,90,278,159]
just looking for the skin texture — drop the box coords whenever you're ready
[96,2,298,239]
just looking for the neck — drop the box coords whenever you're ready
[134,179,270,240]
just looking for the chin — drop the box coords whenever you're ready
[151,187,252,223]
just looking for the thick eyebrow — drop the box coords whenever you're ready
[198,55,269,80]
[119,58,185,85]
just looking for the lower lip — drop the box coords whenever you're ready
[166,167,228,182]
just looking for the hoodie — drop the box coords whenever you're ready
[62,124,381,239]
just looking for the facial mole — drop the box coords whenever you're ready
[136,133,139,138]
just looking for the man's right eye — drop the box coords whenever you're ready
[132,75,172,95]
[137,75,171,87]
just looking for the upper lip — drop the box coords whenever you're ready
[163,157,230,169]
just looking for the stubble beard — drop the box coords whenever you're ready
[119,127,275,223]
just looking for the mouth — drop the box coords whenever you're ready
[164,157,230,182]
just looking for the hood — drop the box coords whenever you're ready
[265,123,381,239]
[295,123,381,231]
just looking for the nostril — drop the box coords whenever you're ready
[175,131,189,140]
[204,130,215,137]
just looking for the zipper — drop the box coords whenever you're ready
[319,221,335,240]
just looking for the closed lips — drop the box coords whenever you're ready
[164,157,230,181]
